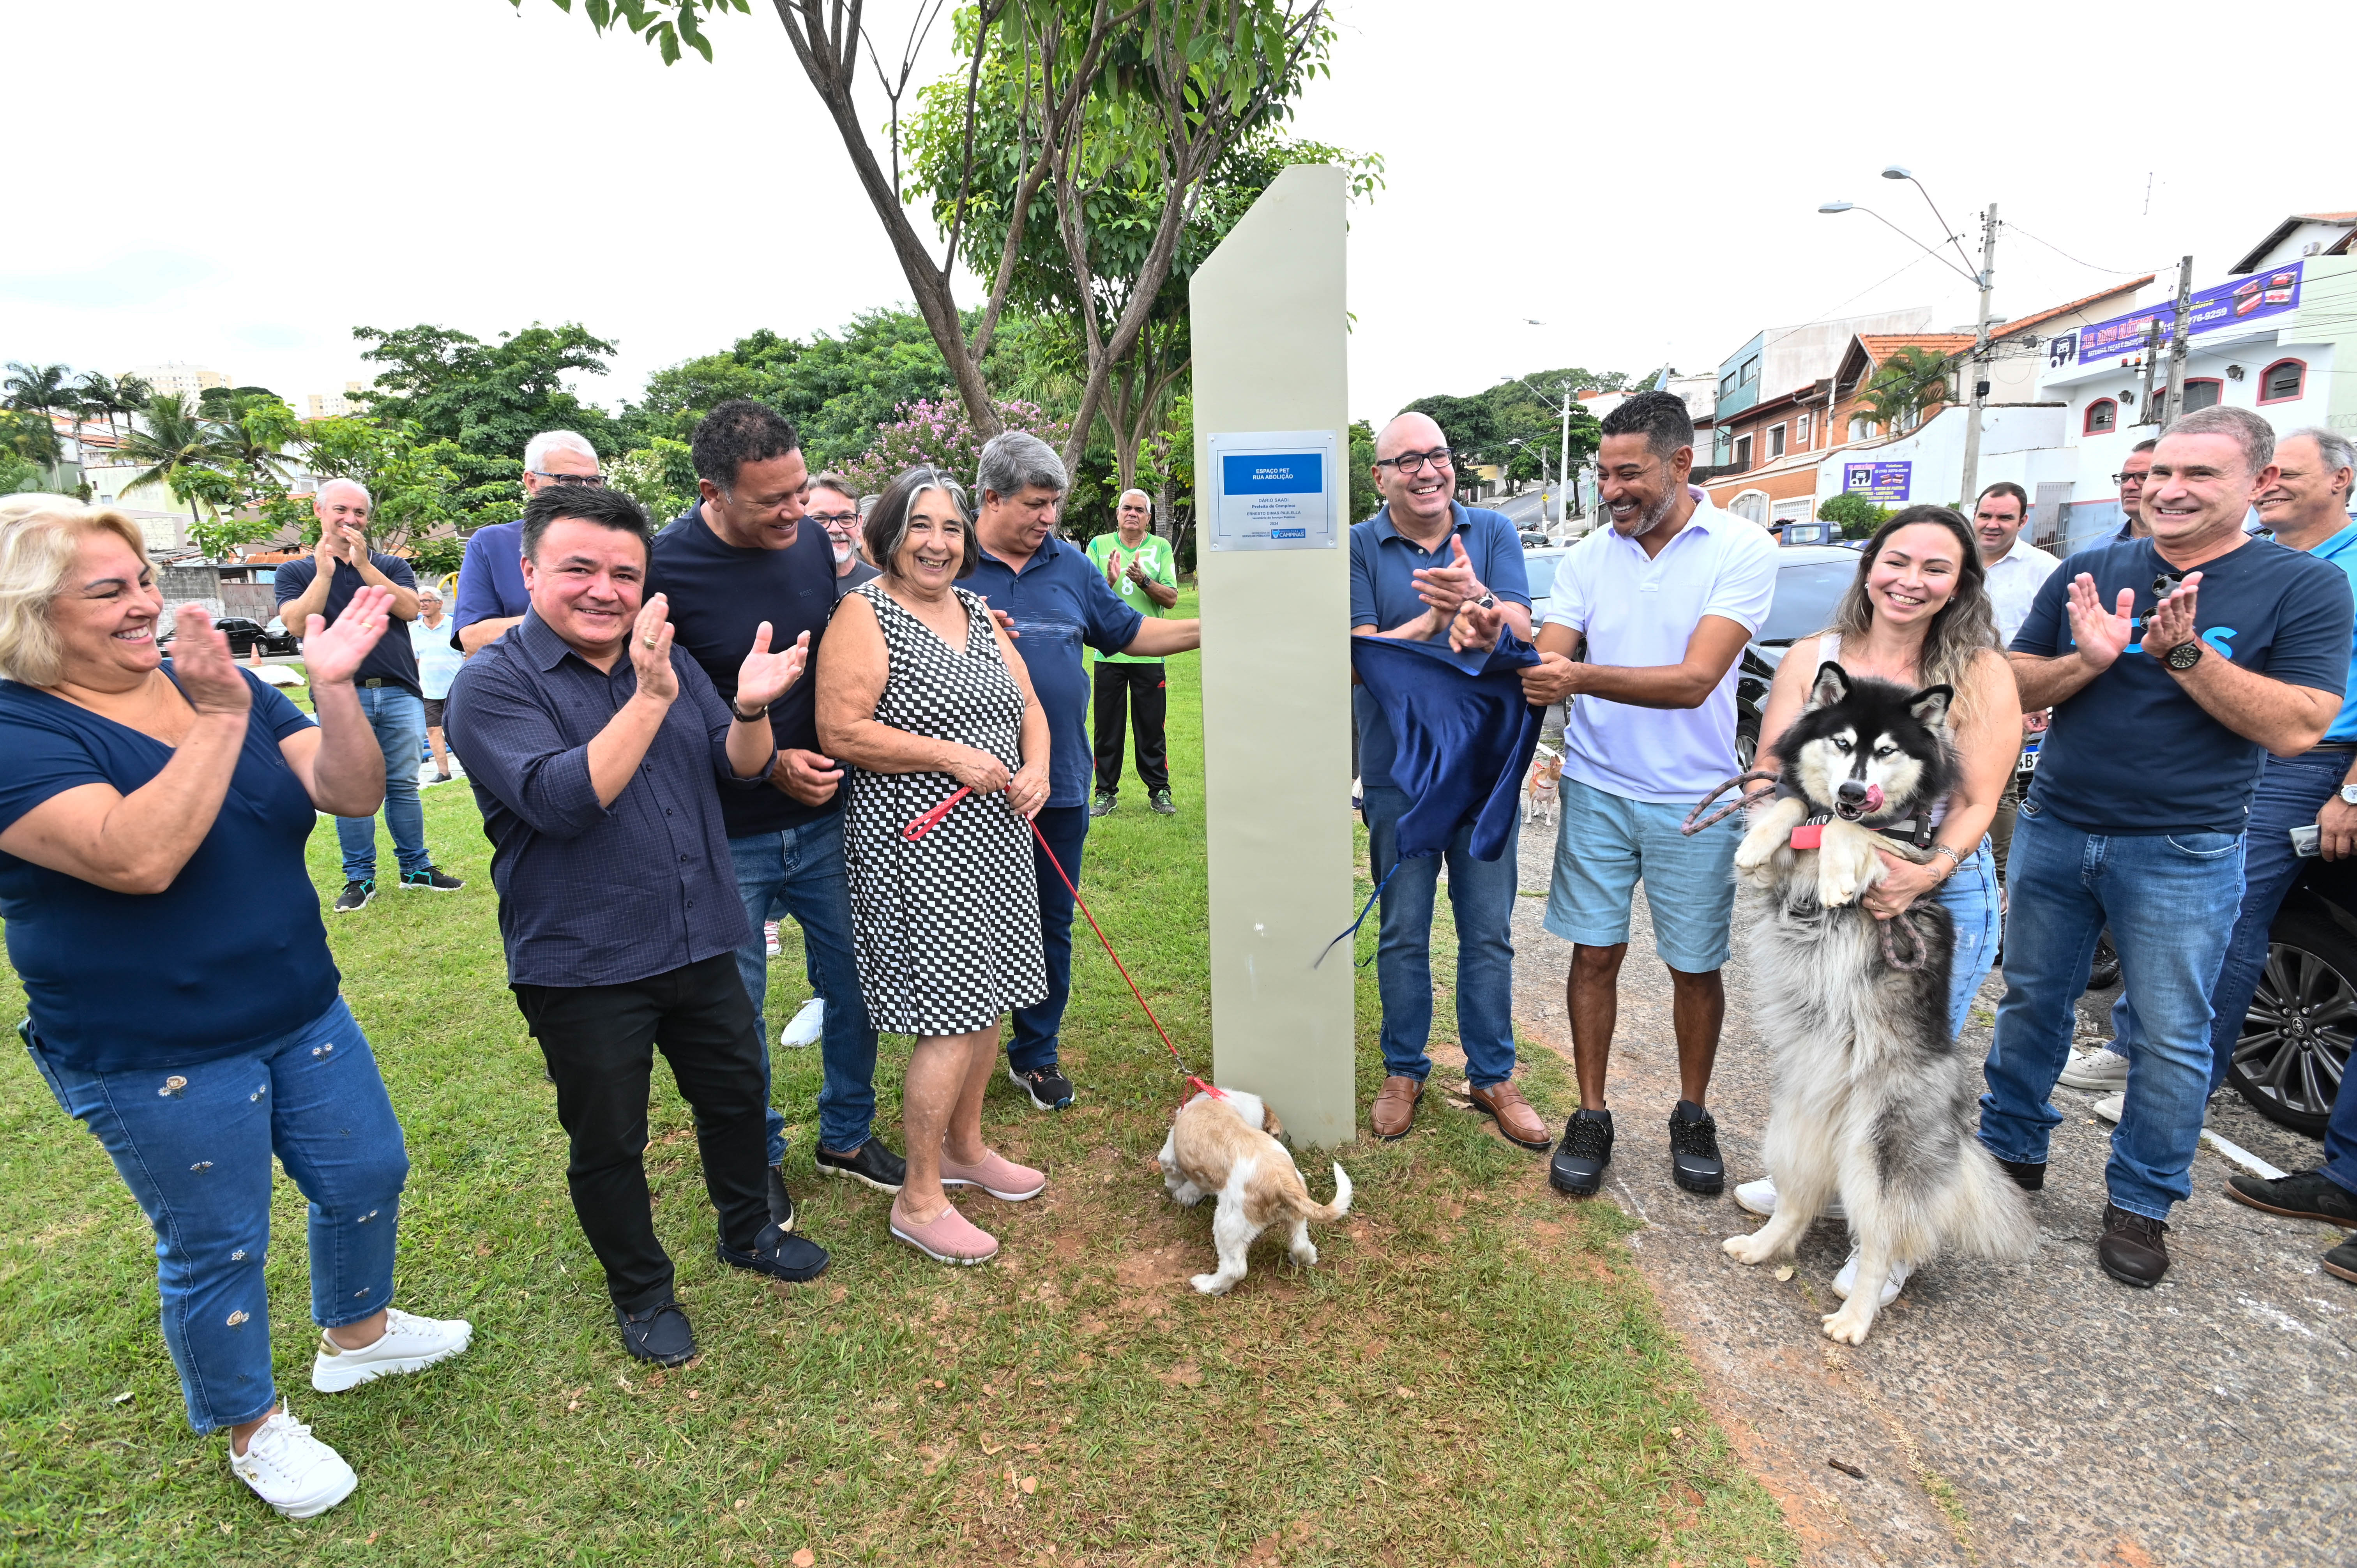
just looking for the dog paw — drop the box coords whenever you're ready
[1820,1305,1875,1346]
[1723,1232,1781,1267]
[1290,1244,1318,1268]
[1191,1273,1237,1296]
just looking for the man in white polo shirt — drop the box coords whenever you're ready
[1518,391,1778,1199]
[1974,480,2059,883]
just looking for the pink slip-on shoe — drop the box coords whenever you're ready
[889,1196,1000,1265]
[939,1149,1046,1201]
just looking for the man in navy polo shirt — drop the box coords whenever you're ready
[966,431,1201,1111]
[1350,411,1540,1148]
[451,431,605,654]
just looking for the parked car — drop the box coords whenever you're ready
[157,615,300,659]
[1773,518,1840,547]
[1523,544,1572,627]
[2230,851,2357,1135]
[1731,546,1859,768]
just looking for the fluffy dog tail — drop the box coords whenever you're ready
[1288,1163,1353,1224]
[1942,1142,2041,1262]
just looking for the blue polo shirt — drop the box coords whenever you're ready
[964,533,1145,809]
[1348,503,1531,790]
[451,520,528,651]
[2308,523,2357,742]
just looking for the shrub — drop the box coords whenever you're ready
[1819,490,1891,539]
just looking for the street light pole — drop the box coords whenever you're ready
[1559,384,1573,524]
[1958,200,1999,507]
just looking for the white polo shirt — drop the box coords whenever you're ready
[1983,533,2061,645]
[1543,490,1779,804]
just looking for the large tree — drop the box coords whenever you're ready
[351,320,622,509]
[2,361,78,477]
[523,0,1332,477]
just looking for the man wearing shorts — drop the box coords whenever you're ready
[1519,390,1778,1198]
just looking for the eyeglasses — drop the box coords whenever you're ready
[2112,471,2148,486]
[530,470,605,487]
[808,511,859,527]
[1374,447,1454,475]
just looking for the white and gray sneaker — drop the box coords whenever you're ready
[1733,1178,1846,1221]
[2092,1091,2125,1125]
[2059,1047,2130,1091]
[310,1307,474,1393]
[779,997,825,1050]
[228,1407,357,1519]
[1832,1248,1910,1306]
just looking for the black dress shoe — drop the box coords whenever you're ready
[2224,1169,2357,1226]
[1996,1156,2046,1191]
[615,1301,698,1365]
[2098,1202,2170,1287]
[765,1165,796,1231]
[1667,1101,1724,1196]
[1549,1109,1613,1197]
[2324,1235,2357,1286]
[815,1137,907,1194]
[719,1222,831,1284]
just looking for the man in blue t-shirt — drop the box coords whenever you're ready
[645,400,904,1217]
[965,432,1201,1113]
[1986,406,2355,1290]
[1348,411,1537,1148]
[451,431,606,654]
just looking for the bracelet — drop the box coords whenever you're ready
[1929,844,1964,877]
[729,699,769,724]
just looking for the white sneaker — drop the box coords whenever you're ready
[1832,1248,1910,1306]
[2059,1047,2129,1091]
[779,997,825,1050]
[1734,1178,1846,1221]
[763,920,782,959]
[2092,1091,2124,1124]
[310,1307,473,1393]
[228,1407,357,1519]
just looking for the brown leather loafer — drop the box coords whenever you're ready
[1468,1081,1552,1151]
[1371,1075,1424,1139]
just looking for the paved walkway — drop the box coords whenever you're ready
[1503,829,2355,1568]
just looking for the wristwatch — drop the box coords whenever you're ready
[2164,639,2205,672]
[2339,783,2357,807]
[1473,592,1497,610]
[729,699,770,724]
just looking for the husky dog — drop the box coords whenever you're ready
[1723,664,2036,1344]
[1158,1088,1353,1296]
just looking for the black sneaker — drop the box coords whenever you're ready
[332,878,376,913]
[719,1221,830,1284]
[2224,1169,2357,1226]
[2325,1236,2357,1286]
[1148,789,1177,816]
[1668,1101,1725,1195]
[815,1137,907,1194]
[398,866,464,892]
[1995,1156,2047,1191]
[1549,1109,1614,1197]
[615,1301,698,1365]
[1009,1064,1075,1111]
[2098,1202,2170,1287]
[765,1165,796,1231]
[1089,791,1117,818]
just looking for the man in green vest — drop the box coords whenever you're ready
[1085,489,1181,816]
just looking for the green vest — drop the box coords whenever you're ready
[1085,531,1177,664]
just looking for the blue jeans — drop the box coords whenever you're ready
[1360,784,1521,1089]
[25,999,408,1433]
[2325,1037,2357,1199]
[2103,750,2343,1092]
[1933,841,2001,1040]
[336,684,430,882]
[1010,804,1090,1074]
[727,814,877,1162]
[1979,802,2244,1219]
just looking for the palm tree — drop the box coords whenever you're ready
[114,390,228,539]
[72,371,140,447]
[1852,346,1957,436]
[205,390,301,487]
[3,361,78,477]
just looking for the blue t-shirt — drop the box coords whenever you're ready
[964,533,1146,809]
[0,670,339,1071]
[273,551,422,697]
[2012,535,2355,835]
[451,520,528,651]
[2304,523,2357,743]
[1348,503,1532,791]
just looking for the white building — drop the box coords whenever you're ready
[307,382,363,419]
[124,362,228,402]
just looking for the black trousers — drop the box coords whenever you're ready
[512,953,770,1315]
[1092,660,1169,795]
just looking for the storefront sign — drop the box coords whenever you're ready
[2074,262,2304,365]
[1843,461,1912,502]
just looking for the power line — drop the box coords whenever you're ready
[2004,222,2155,277]
[1761,251,1945,349]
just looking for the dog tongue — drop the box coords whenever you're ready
[1862,784,1885,813]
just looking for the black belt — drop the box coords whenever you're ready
[360,677,389,688]
[2309,742,2357,754]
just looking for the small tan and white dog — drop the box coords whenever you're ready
[1523,745,1563,826]
[1157,1087,1353,1295]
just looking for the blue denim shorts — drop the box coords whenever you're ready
[1544,776,1739,972]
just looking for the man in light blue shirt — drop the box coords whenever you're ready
[451,431,605,653]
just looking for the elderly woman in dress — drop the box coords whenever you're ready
[0,503,471,1519]
[818,466,1051,1265]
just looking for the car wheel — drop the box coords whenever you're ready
[2230,906,2353,1135]
[2084,931,2120,992]
[1735,722,1759,772]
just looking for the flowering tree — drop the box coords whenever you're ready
[840,397,1071,500]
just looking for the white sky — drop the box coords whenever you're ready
[7,0,2348,431]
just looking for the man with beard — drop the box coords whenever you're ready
[806,472,880,599]
[1350,411,1540,1148]
[1519,390,1778,1199]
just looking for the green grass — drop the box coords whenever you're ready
[0,592,1791,1566]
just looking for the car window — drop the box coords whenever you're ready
[1524,553,1562,601]
[1757,560,1856,645]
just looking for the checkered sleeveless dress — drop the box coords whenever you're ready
[841,581,1048,1036]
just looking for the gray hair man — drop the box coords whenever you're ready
[1083,487,1181,818]
[274,479,463,909]
[806,471,881,600]
[1988,404,2353,1289]
[966,432,1201,1112]
[451,429,605,655]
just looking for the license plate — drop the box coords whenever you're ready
[2020,749,2039,771]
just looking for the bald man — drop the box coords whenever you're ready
[275,479,464,912]
[1084,489,1181,815]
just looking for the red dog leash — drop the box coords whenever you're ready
[904,786,1220,1101]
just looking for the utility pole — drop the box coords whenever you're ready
[1957,201,1999,506]
[2161,254,2196,427]
[1558,381,1573,524]
[2136,316,2163,425]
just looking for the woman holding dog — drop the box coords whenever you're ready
[818,466,1052,1266]
[1754,503,2023,1036]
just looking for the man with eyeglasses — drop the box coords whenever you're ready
[451,430,607,655]
[1351,411,1542,1149]
[806,471,880,600]
[2113,438,2157,541]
